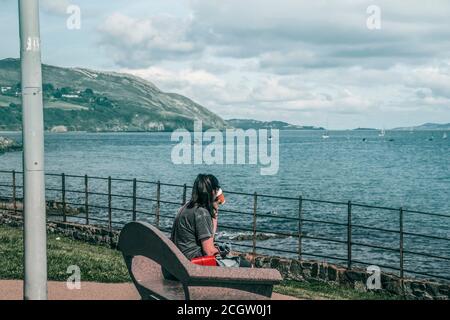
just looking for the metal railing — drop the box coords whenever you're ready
[0,169,449,283]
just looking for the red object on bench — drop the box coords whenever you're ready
[191,255,218,266]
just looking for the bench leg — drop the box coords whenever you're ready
[183,284,190,300]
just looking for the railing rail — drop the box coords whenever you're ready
[0,169,449,283]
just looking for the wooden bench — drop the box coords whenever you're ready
[118,221,283,300]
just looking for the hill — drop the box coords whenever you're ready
[352,127,378,131]
[393,123,450,131]
[0,58,227,132]
[225,119,323,130]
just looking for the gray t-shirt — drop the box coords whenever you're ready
[171,204,214,260]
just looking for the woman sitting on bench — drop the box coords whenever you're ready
[170,173,251,270]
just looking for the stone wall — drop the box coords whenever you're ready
[0,212,120,249]
[1,212,449,300]
[247,254,450,300]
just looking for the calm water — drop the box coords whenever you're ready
[0,130,449,279]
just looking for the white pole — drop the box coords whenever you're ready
[18,0,47,300]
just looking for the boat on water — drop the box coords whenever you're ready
[378,128,386,137]
[443,132,448,139]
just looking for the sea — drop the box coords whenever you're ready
[0,130,449,280]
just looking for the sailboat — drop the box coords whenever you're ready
[378,128,386,137]
[443,132,448,139]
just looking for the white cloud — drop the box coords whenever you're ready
[98,13,202,67]
[406,64,450,99]
[122,66,224,89]
[40,0,72,15]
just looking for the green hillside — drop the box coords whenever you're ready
[226,119,324,130]
[0,58,227,132]
[393,123,450,131]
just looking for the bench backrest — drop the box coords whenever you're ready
[118,221,191,282]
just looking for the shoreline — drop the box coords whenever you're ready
[1,128,449,134]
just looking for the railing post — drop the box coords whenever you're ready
[12,170,17,215]
[132,178,137,222]
[182,183,187,205]
[61,173,66,222]
[108,176,112,232]
[252,192,258,263]
[298,195,303,260]
[347,200,352,270]
[155,181,161,228]
[84,175,89,225]
[399,207,404,286]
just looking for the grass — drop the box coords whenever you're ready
[0,225,403,299]
[274,280,403,300]
[0,224,129,283]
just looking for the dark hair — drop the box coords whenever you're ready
[187,174,220,218]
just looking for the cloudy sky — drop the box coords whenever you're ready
[1,0,450,129]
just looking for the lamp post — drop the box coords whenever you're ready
[18,0,47,300]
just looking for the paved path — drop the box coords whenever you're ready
[0,280,297,300]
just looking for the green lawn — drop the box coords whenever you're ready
[274,280,402,300]
[0,224,129,283]
[0,225,402,299]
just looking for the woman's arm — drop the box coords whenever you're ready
[212,217,218,234]
[201,236,219,256]
[212,200,219,233]
[197,205,219,256]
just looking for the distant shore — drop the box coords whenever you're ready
[1,128,450,134]
[0,128,330,134]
